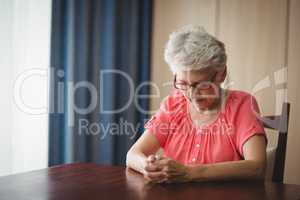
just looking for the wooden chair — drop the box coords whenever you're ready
[262,102,290,183]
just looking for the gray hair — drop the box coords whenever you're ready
[164,25,227,73]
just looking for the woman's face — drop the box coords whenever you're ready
[175,68,221,111]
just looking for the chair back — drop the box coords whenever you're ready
[262,102,290,182]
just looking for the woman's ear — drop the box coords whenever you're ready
[215,66,227,83]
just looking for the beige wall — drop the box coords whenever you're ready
[286,0,300,185]
[150,0,218,114]
[151,0,300,184]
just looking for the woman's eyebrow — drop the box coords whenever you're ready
[177,79,188,84]
[178,77,209,84]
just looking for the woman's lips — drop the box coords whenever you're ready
[196,98,206,102]
[195,98,207,105]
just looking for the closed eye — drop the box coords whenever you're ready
[177,81,189,85]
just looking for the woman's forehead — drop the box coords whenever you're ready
[176,68,214,81]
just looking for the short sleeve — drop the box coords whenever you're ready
[144,97,172,148]
[235,95,267,157]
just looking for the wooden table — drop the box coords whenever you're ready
[0,163,300,200]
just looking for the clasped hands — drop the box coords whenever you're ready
[142,154,191,184]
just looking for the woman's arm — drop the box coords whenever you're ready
[187,135,267,182]
[151,135,266,183]
[126,130,161,174]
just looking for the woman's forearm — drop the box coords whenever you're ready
[126,150,147,174]
[187,160,265,182]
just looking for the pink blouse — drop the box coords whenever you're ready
[144,89,266,165]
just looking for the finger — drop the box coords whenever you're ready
[159,155,169,159]
[147,155,156,163]
[165,174,188,183]
[162,166,181,174]
[144,171,167,181]
[144,176,166,184]
[155,154,165,160]
[144,163,162,172]
[157,177,168,183]
[155,158,172,169]
[155,154,160,160]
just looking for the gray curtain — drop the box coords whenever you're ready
[49,0,152,166]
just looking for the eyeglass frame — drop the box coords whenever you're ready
[173,71,218,92]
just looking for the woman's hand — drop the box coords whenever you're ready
[143,155,191,184]
[143,155,167,183]
[155,156,191,183]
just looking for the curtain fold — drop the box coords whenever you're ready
[49,0,152,166]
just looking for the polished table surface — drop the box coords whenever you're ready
[0,163,300,200]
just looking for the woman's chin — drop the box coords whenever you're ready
[193,99,210,110]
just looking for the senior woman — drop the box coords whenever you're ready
[126,25,267,183]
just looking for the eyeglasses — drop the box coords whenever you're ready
[173,72,217,91]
